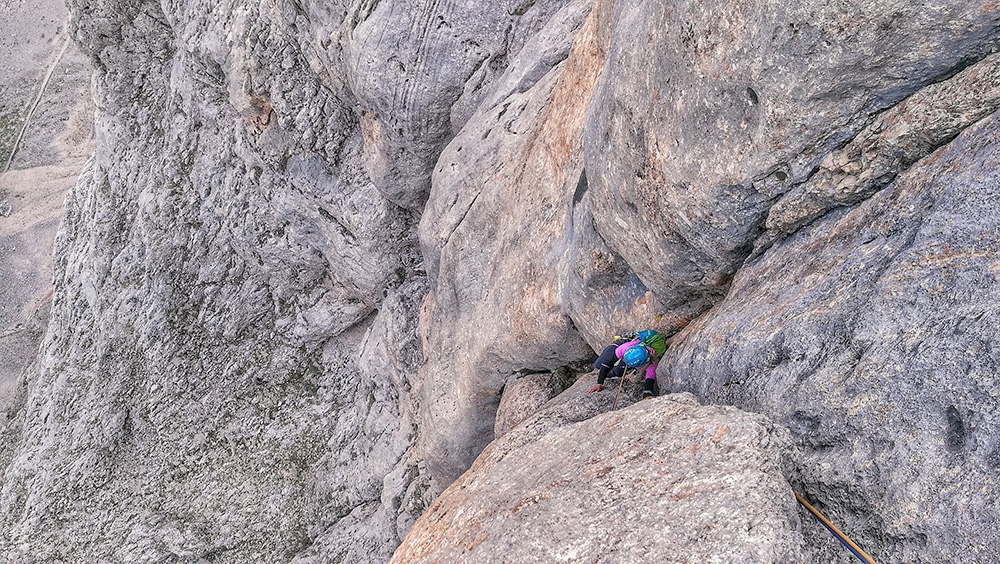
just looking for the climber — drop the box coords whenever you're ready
[587,330,666,399]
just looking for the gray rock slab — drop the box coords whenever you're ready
[766,50,1000,238]
[0,0,429,562]
[664,108,1000,562]
[582,0,1000,317]
[392,391,805,563]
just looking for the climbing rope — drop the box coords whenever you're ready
[610,367,632,411]
[795,493,877,564]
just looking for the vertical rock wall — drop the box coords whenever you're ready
[1,0,999,561]
[0,0,582,562]
[3,0,425,560]
[665,111,1000,562]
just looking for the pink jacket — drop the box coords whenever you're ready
[615,339,658,380]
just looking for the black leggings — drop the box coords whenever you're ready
[594,344,626,386]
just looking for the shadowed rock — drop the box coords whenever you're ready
[665,110,1000,563]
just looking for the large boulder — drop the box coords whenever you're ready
[582,0,1000,316]
[494,371,569,438]
[393,388,806,563]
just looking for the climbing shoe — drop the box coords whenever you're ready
[642,391,653,400]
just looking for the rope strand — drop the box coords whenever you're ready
[795,493,877,564]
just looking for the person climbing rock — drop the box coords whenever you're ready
[587,330,667,399]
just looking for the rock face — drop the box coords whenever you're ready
[413,0,605,486]
[393,388,806,563]
[0,0,598,562]
[665,110,1000,563]
[763,51,1000,242]
[413,0,1000,560]
[3,0,432,556]
[494,371,569,438]
[349,0,576,210]
[1,0,999,562]
[415,0,1000,515]
[583,0,1000,316]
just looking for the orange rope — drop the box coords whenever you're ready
[795,493,877,564]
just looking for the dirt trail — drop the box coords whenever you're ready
[0,1,94,393]
[2,31,73,174]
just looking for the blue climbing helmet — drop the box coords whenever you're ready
[623,344,650,368]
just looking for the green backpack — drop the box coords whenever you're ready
[637,329,667,358]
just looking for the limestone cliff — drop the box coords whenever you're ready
[0,0,998,563]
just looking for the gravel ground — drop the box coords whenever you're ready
[0,0,93,396]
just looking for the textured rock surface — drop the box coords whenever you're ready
[765,50,1000,240]
[349,0,576,210]
[495,370,570,438]
[414,0,1000,491]
[415,0,602,487]
[0,0,593,562]
[1,0,431,561]
[393,389,805,563]
[583,0,1000,316]
[2,0,1000,561]
[664,110,1000,563]
[410,0,1000,557]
